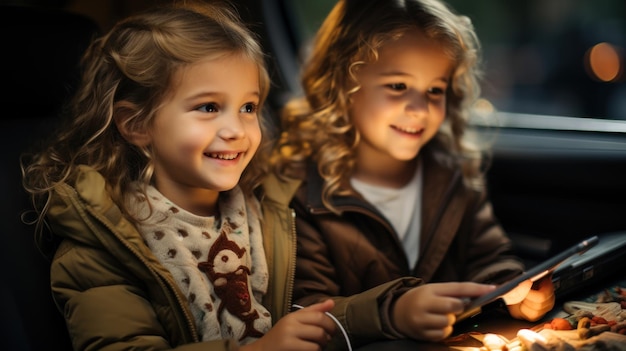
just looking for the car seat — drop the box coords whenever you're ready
[0,5,100,350]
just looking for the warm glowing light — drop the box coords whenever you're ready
[483,333,507,350]
[586,42,622,82]
[517,329,548,349]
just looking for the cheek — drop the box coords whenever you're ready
[348,105,369,133]
[182,128,212,149]
[431,103,447,124]
[349,93,386,126]
[246,121,262,150]
[157,127,211,157]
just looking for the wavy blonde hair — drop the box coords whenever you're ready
[273,0,485,212]
[22,0,271,236]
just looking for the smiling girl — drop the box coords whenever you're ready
[270,0,555,348]
[21,1,335,350]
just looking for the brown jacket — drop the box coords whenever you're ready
[288,153,524,349]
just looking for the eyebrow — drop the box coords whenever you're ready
[185,91,261,101]
[378,71,450,83]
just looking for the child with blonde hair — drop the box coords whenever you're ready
[22,1,335,350]
[270,0,555,349]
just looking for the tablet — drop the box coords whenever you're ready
[455,235,599,323]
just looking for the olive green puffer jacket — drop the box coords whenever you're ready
[43,165,300,351]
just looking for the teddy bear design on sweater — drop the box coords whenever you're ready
[198,220,264,341]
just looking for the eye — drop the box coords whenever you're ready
[240,102,258,113]
[196,102,219,113]
[386,83,407,91]
[428,86,447,96]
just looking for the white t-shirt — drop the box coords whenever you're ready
[350,163,423,268]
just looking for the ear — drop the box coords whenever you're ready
[113,101,151,147]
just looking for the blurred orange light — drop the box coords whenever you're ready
[586,42,622,82]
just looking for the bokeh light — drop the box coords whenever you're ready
[585,42,622,82]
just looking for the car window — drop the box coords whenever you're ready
[286,0,626,121]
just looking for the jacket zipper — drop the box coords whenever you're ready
[284,208,298,314]
[415,170,462,272]
[77,193,200,342]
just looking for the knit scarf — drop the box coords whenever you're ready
[128,184,271,344]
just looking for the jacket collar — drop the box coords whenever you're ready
[299,152,469,279]
[46,166,163,269]
[261,172,302,207]
[302,152,462,217]
[303,161,383,216]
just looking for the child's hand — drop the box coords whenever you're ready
[505,275,555,322]
[241,299,336,351]
[392,282,496,342]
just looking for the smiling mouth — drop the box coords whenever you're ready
[206,152,241,160]
[392,125,422,134]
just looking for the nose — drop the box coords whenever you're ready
[217,112,245,140]
[405,90,428,117]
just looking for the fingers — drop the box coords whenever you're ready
[261,302,338,351]
[526,278,554,305]
[392,282,497,342]
[507,278,555,321]
[426,282,497,315]
[288,323,333,345]
[429,281,497,298]
[406,312,456,341]
[302,298,335,313]
[426,295,467,315]
[502,279,533,305]
[252,326,330,351]
[515,297,554,322]
[293,299,337,335]
[507,303,525,320]
[418,315,455,341]
[522,279,555,320]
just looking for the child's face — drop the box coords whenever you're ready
[147,53,262,215]
[349,28,452,179]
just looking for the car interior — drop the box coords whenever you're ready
[1,1,625,350]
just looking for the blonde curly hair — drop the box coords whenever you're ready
[22,0,271,236]
[273,0,486,213]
